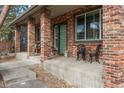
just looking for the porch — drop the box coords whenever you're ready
[44,56,103,88]
[10,5,124,87]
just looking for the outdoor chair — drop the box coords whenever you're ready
[77,44,86,61]
[89,44,102,64]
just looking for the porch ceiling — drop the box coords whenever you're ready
[47,5,86,18]
[34,5,89,25]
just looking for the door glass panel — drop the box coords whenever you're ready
[54,25,59,50]
[20,26,27,52]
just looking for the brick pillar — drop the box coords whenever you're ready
[103,5,124,88]
[40,8,52,62]
[15,25,20,52]
[67,14,75,57]
[27,18,35,57]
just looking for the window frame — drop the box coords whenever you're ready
[75,8,102,42]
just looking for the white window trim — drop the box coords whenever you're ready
[75,8,102,42]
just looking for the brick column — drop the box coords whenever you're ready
[15,25,20,52]
[27,17,35,57]
[40,8,52,62]
[67,14,76,57]
[103,5,124,88]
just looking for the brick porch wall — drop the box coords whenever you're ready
[15,25,20,52]
[51,6,103,59]
[102,5,124,88]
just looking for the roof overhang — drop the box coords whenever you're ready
[9,5,101,27]
[9,5,45,26]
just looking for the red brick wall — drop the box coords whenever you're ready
[40,8,52,61]
[15,25,20,52]
[102,5,124,88]
[51,6,103,59]
[27,18,35,56]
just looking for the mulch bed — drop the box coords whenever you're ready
[30,64,77,88]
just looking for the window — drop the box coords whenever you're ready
[76,15,85,40]
[75,9,101,41]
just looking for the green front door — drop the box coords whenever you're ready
[59,24,67,54]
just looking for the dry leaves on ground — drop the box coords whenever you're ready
[0,74,4,88]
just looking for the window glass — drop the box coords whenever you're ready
[54,25,59,50]
[86,10,100,39]
[76,15,85,40]
[75,9,101,41]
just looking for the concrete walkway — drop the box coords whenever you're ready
[0,54,48,88]
[0,52,41,71]
[8,79,47,88]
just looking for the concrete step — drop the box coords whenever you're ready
[6,75,36,87]
[0,68,36,87]
[0,62,28,71]
[7,79,48,88]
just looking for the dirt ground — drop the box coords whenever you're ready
[30,64,77,88]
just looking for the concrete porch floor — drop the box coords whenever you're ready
[16,52,41,64]
[44,56,103,88]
